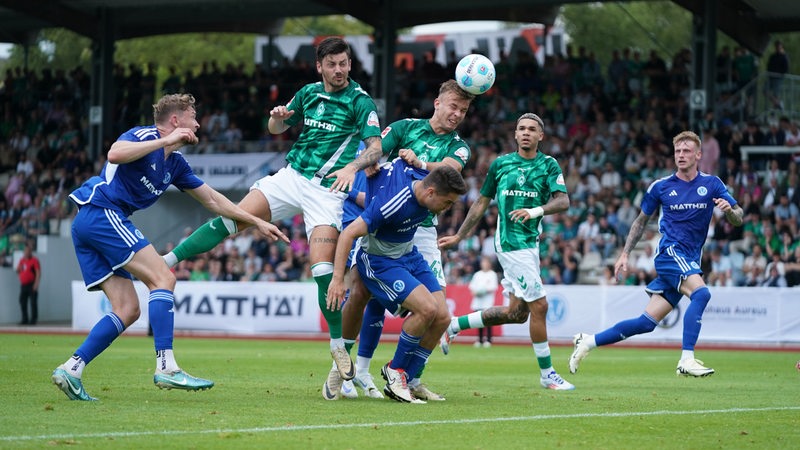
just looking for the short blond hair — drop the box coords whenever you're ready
[153,93,196,124]
[672,130,701,149]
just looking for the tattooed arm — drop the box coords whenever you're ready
[328,135,383,192]
[438,195,491,249]
[613,211,652,280]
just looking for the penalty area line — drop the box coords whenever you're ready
[3,406,799,442]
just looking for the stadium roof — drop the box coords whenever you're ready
[0,1,798,55]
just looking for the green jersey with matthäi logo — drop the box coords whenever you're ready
[283,79,381,188]
[481,151,566,252]
[382,118,471,227]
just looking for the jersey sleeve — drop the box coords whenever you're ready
[480,158,500,199]
[546,157,567,194]
[713,176,737,206]
[283,85,307,128]
[640,179,661,216]
[170,153,204,191]
[380,119,407,158]
[353,94,382,140]
[446,137,471,169]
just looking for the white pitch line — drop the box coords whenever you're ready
[3,406,799,442]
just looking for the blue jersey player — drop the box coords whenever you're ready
[569,131,743,377]
[327,159,467,403]
[51,93,288,401]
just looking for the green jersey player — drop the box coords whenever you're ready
[439,112,575,391]
[162,37,384,393]
[339,80,474,401]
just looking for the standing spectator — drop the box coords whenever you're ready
[16,243,41,325]
[699,128,720,175]
[468,256,499,348]
[766,40,789,109]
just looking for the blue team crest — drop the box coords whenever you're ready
[315,102,326,117]
[690,261,700,269]
[135,229,144,239]
[393,280,405,292]
[697,186,708,196]
[163,172,171,184]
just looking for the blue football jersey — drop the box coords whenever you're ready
[342,141,367,227]
[69,126,203,217]
[360,158,429,258]
[641,172,737,263]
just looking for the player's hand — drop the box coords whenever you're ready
[398,149,422,168]
[253,220,289,243]
[327,164,357,192]
[438,235,460,249]
[326,278,346,311]
[364,162,381,177]
[713,198,732,213]
[269,105,295,121]
[614,253,629,281]
[508,208,534,223]
[166,127,199,146]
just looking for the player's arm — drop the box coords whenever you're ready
[614,211,653,279]
[715,199,744,226]
[327,217,368,310]
[186,184,289,243]
[509,191,570,223]
[439,195,491,249]
[107,129,198,164]
[267,104,295,134]
[399,151,463,173]
[329,135,383,191]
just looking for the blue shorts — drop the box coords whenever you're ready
[72,205,150,291]
[356,247,440,316]
[646,248,703,306]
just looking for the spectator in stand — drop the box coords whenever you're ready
[699,128,720,176]
[742,243,768,286]
[708,247,733,287]
[766,40,789,109]
[762,254,787,287]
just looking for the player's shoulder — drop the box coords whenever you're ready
[646,173,674,193]
[126,125,159,142]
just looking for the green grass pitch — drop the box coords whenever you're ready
[1,333,798,449]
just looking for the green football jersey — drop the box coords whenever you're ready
[283,79,381,188]
[382,118,471,227]
[481,151,567,252]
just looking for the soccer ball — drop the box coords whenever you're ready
[455,54,496,95]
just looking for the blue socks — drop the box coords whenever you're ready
[148,289,175,351]
[75,312,125,364]
[391,330,421,371]
[357,298,385,359]
[595,313,658,346]
[406,346,433,381]
[682,287,711,351]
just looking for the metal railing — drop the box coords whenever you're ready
[717,72,800,125]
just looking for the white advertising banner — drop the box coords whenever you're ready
[500,285,800,343]
[72,281,320,334]
[180,153,285,190]
[72,282,800,344]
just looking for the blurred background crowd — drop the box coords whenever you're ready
[2,43,799,287]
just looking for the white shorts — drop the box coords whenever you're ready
[496,247,546,302]
[250,165,346,237]
[414,226,445,287]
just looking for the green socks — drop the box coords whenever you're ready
[172,217,235,263]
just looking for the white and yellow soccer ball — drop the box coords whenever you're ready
[455,54,496,95]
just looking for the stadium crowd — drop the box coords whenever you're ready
[2,43,800,287]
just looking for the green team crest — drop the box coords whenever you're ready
[517,168,528,187]
[315,102,326,117]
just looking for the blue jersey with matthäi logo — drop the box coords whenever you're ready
[69,126,203,217]
[641,171,736,265]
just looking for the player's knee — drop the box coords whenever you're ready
[691,286,711,307]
